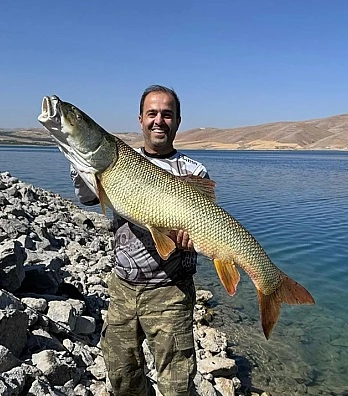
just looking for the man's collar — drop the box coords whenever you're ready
[142,147,177,159]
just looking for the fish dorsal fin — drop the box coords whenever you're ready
[179,175,216,202]
[146,225,177,260]
[213,259,241,296]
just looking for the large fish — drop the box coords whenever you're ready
[38,95,314,339]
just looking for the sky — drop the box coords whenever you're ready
[1,0,348,132]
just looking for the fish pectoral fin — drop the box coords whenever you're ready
[147,225,177,260]
[179,175,216,202]
[96,178,113,215]
[213,259,240,296]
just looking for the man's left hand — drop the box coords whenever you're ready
[175,230,194,251]
[168,230,194,251]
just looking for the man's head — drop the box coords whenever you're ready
[139,85,181,155]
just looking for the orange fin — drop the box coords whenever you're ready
[97,179,112,215]
[179,175,216,202]
[257,289,282,340]
[147,225,176,260]
[213,259,240,296]
[257,273,315,340]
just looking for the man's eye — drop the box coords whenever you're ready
[163,114,172,119]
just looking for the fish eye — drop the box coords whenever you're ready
[76,113,82,120]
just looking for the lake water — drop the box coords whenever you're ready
[1,146,347,395]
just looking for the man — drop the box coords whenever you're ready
[71,85,209,395]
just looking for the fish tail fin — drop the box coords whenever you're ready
[257,273,315,340]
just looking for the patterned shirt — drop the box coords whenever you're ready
[71,147,208,286]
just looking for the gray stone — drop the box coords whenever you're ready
[198,327,227,355]
[0,217,29,239]
[214,377,236,396]
[27,378,61,395]
[74,315,96,335]
[63,339,95,367]
[194,372,217,396]
[0,240,26,291]
[0,309,28,357]
[47,300,77,333]
[88,354,107,380]
[73,383,90,396]
[26,328,66,353]
[32,350,81,386]
[20,265,61,295]
[0,380,8,395]
[197,356,238,377]
[17,234,36,250]
[196,289,214,303]
[21,297,48,312]
[0,290,23,310]
[66,298,85,315]
[0,366,26,395]
[89,381,109,396]
[0,345,21,373]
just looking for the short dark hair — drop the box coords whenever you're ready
[139,85,181,118]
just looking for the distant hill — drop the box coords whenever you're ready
[174,114,348,150]
[1,113,348,150]
[0,128,143,147]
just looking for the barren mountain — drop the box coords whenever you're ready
[1,113,348,150]
[0,129,143,147]
[174,114,348,150]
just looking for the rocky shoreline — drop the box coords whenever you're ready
[0,171,272,396]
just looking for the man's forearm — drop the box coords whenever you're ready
[70,166,100,206]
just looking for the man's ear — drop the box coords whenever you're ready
[177,116,181,127]
[138,114,143,126]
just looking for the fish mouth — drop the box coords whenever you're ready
[38,95,61,124]
[38,95,69,152]
[42,96,55,118]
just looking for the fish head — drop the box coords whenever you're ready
[38,95,117,196]
[38,95,113,168]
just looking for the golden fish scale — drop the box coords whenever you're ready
[100,139,282,295]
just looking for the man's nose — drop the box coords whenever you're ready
[154,113,164,124]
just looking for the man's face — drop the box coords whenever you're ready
[139,91,181,155]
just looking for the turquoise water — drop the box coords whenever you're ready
[1,146,347,395]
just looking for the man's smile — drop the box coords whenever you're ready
[152,128,167,135]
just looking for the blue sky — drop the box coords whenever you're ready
[1,0,348,132]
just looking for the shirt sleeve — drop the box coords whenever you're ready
[70,165,100,206]
[192,163,209,178]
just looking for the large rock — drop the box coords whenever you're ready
[0,289,23,310]
[0,345,21,373]
[0,309,28,357]
[47,300,77,333]
[197,356,238,377]
[31,350,81,386]
[0,366,26,395]
[20,265,61,295]
[0,240,26,291]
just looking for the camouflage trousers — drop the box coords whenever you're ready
[101,273,197,396]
